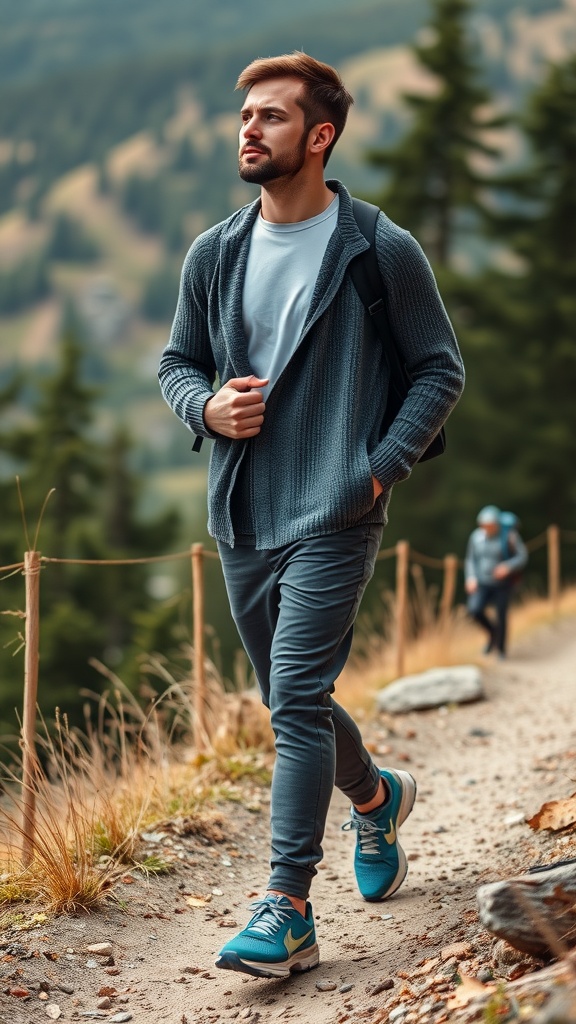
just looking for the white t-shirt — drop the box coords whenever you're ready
[242,195,339,396]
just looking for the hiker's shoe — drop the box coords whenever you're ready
[342,768,416,902]
[215,894,319,979]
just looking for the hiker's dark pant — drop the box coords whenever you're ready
[217,524,383,900]
[467,583,512,654]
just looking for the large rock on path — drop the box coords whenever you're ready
[376,665,484,714]
[477,861,576,956]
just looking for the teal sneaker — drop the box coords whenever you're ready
[342,768,416,902]
[215,894,319,979]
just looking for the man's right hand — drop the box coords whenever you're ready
[465,578,478,595]
[204,375,269,439]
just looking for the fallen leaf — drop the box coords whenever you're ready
[9,986,30,998]
[447,975,491,1010]
[185,894,211,908]
[527,791,576,832]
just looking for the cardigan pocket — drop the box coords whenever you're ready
[358,449,376,513]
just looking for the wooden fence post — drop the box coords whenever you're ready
[395,540,410,678]
[22,549,41,867]
[191,543,208,753]
[547,524,560,613]
[440,554,459,629]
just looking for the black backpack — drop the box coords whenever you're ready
[349,197,446,463]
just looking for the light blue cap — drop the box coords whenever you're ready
[477,504,501,525]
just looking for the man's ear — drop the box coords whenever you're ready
[308,122,336,158]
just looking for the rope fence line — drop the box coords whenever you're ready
[41,550,203,567]
[410,549,448,570]
[0,561,26,573]
[525,531,549,553]
[2,522,570,864]
[1,523,572,577]
[375,545,397,561]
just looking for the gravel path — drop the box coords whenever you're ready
[2,616,576,1023]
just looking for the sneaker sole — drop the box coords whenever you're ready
[392,769,417,829]
[215,943,320,979]
[363,768,417,903]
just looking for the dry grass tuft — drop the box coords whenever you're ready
[0,653,273,916]
[0,711,139,913]
[338,585,576,714]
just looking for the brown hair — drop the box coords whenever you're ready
[236,52,354,166]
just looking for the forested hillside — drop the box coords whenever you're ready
[1,0,575,735]
[0,0,365,84]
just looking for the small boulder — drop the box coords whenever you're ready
[376,665,484,714]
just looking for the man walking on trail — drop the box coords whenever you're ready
[465,505,528,658]
[159,52,464,979]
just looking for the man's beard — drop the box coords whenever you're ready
[238,133,307,185]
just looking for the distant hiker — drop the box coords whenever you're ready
[465,505,528,658]
[159,52,464,979]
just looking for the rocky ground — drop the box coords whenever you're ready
[2,616,576,1024]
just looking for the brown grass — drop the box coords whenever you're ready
[0,652,273,917]
[337,585,576,714]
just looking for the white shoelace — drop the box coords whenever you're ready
[342,817,385,856]
[246,898,292,937]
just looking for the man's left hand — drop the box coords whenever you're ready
[372,475,384,502]
[493,564,510,580]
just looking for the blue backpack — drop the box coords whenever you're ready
[499,511,524,585]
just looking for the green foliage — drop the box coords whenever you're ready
[120,171,189,251]
[482,984,512,1024]
[47,213,100,262]
[121,174,165,235]
[367,0,505,265]
[0,0,358,85]
[465,55,576,532]
[142,261,182,322]
[0,252,50,313]
[0,321,181,736]
[368,43,576,589]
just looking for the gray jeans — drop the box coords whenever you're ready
[218,524,383,900]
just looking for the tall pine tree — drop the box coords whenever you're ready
[0,322,180,734]
[368,0,503,265]
[470,55,576,533]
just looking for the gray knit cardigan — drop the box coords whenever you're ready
[158,180,465,548]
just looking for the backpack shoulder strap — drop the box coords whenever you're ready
[349,197,447,463]
[350,198,383,308]
[349,198,403,377]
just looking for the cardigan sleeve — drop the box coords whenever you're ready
[158,234,218,439]
[367,216,465,488]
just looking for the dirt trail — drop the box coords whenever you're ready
[2,616,576,1024]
